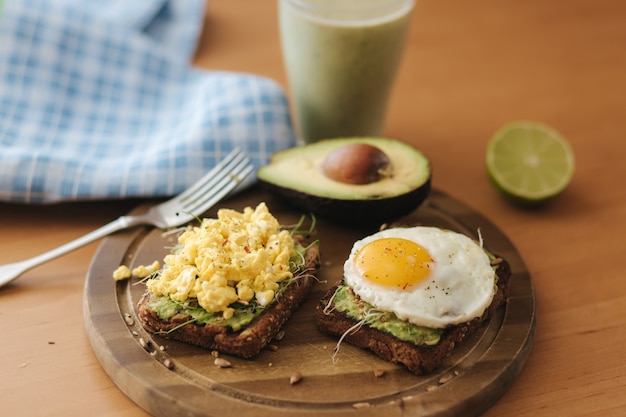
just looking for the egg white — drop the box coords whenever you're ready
[343,226,496,329]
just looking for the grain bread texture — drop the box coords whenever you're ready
[137,234,320,358]
[315,256,511,375]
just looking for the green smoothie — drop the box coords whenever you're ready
[279,0,414,143]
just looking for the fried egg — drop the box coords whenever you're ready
[343,226,496,329]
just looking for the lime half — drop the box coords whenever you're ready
[486,121,575,206]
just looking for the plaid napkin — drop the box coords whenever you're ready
[0,0,297,204]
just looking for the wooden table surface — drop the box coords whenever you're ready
[1,0,625,416]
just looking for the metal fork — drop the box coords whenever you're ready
[0,148,254,287]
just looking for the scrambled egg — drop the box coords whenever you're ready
[112,261,160,281]
[146,202,295,319]
[132,260,160,278]
[112,265,131,281]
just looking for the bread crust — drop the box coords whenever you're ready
[315,256,511,375]
[136,234,320,358]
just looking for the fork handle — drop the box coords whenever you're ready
[8,216,132,280]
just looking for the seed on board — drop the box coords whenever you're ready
[438,373,453,384]
[265,343,279,352]
[163,358,174,369]
[138,337,146,348]
[124,313,134,326]
[373,369,385,378]
[289,371,302,385]
[214,358,232,368]
[211,350,220,358]
[352,402,371,409]
[274,330,286,341]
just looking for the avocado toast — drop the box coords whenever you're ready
[136,203,321,358]
[315,226,511,375]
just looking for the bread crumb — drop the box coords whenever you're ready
[352,402,371,409]
[425,385,437,392]
[373,369,385,378]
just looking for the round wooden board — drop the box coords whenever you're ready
[84,187,535,417]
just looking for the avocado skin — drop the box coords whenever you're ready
[258,175,431,227]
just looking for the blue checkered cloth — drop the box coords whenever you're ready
[0,0,297,203]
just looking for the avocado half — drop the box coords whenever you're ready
[257,137,432,227]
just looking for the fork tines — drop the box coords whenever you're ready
[179,148,254,216]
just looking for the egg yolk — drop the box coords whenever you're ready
[354,237,433,289]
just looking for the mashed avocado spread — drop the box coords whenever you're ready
[148,290,266,332]
[331,284,443,346]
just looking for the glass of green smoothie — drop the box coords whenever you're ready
[279,0,415,144]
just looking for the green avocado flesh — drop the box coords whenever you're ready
[258,137,430,199]
[257,137,431,226]
[148,293,262,332]
[331,284,443,346]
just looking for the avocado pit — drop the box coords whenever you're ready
[321,143,392,185]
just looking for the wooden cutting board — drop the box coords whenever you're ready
[84,187,535,417]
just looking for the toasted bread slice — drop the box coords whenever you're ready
[137,234,320,358]
[315,256,511,375]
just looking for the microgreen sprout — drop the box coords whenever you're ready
[132,269,161,286]
[288,213,317,236]
[156,318,198,335]
[322,286,340,315]
[332,307,384,364]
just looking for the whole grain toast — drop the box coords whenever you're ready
[315,255,511,375]
[136,234,320,359]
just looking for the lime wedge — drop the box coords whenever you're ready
[486,121,575,206]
